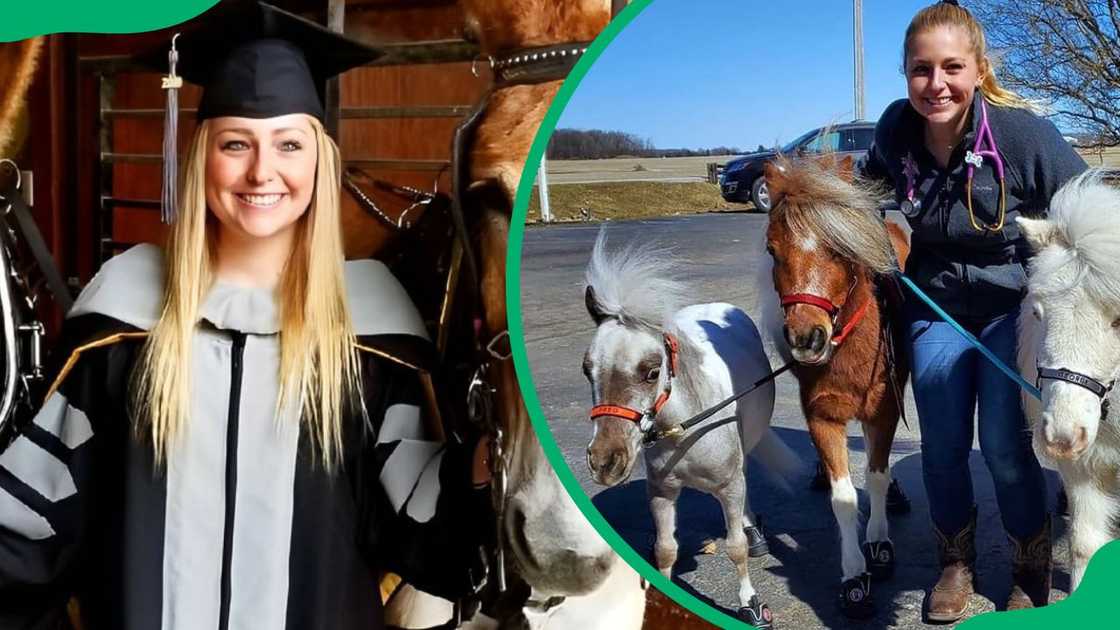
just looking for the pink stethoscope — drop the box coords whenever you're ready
[901,99,1008,232]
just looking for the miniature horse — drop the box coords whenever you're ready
[583,232,801,629]
[1017,169,1120,592]
[758,156,910,618]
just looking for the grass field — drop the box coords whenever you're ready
[544,155,737,184]
[1079,145,1120,167]
[526,181,752,222]
[526,148,1120,223]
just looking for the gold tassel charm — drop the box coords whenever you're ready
[161,33,182,224]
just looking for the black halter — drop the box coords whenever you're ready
[1036,365,1115,421]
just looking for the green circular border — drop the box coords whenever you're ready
[0,1,219,41]
[505,1,753,627]
[504,1,1120,629]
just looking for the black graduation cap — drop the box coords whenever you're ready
[151,0,381,222]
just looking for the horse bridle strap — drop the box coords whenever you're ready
[643,361,794,447]
[780,289,871,347]
[781,293,839,316]
[1037,365,1114,420]
[588,332,679,427]
[489,42,591,87]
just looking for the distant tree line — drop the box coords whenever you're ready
[547,128,748,159]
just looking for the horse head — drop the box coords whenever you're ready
[1018,170,1120,460]
[763,155,896,365]
[582,233,689,485]
[583,286,673,486]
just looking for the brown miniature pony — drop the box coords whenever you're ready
[759,155,910,619]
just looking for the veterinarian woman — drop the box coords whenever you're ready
[0,2,490,628]
[860,0,1086,622]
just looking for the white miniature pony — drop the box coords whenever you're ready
[1018,168,1120,591]
[582,232,801,629]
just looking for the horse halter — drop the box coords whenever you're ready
[1036,365,1115,422]
[779,275,871,348]
[588,332,680,436]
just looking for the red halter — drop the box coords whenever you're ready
[589,332,680,425]
[780,278,871,348]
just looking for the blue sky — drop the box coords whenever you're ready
[558,0,934,151]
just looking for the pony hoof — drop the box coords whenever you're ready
[862,540,896,581]
[886,479,911,515]
[745,523,770,558]
[837,573,875,619]
[737,595,774,630]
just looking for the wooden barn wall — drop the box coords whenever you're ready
[49,0,486,290]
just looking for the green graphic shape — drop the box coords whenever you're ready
[1,1,218,42]
[960,539,1118,629]
[503,1,1119,628]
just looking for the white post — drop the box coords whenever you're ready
[538,153,552,223]
[853,0,865,120]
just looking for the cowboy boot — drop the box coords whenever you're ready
[1006,515,1052,610]
[926,508,977,623]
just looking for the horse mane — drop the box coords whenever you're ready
[765,155,897,275]
[585,230,692,331]
[1031,169,1120,307]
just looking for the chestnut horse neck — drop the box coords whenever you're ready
[460,0,612,54]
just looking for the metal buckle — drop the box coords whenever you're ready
[0,159,22,216]
[486,330,512,361]
[471,54,495,78]
[467,364,495,425]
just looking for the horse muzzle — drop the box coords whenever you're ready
[784,323,833,365]
[1039,411,1091,460]
[587,430,638,486]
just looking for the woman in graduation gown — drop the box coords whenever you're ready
[0,3,490,628]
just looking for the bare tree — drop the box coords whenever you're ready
[975,0,1120,147]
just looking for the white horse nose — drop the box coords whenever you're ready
[1041,412,1089,459]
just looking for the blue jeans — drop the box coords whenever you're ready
[905,302,1046,539]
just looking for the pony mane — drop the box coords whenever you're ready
[585,230,692,330]
[1032,169,1120,307]
[767,155,897,275]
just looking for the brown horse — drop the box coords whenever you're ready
[760,155,910,619]
[385,2,653,628]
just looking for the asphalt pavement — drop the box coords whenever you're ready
[518,212,1070,629]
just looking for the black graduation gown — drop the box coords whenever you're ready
[0,244,484,630]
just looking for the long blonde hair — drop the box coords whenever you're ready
[903,2,1033,110]
[133,116,362,470]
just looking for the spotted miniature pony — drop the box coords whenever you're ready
[757,155,911,618]
[1017,169,1120,593]
[583,231,801,629]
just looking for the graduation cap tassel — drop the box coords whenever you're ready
[160,34,183,224]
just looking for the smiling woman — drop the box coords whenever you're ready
[204,116,319,260]
[859,0,1088,622]
[0,2,493,629]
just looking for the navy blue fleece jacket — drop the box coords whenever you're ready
[861,91,1087,322]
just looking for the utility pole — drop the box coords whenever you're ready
[853,0,865,120]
